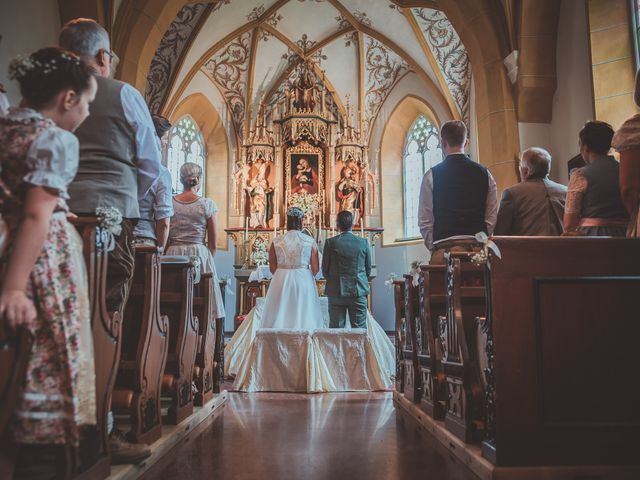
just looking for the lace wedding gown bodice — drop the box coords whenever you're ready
[273,230,314,268]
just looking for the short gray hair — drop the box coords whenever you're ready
[521,147,551,178]
[59,18,110,58]
[179,162,202,187]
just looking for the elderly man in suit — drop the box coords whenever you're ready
[322,210,371,328]
[495,147,567,236]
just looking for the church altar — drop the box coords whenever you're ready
[225,60,382,324]
[226,297,394,393]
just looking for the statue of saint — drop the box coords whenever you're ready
[246,158,270,228]
[337,165,362,225]
[294,64,316,110]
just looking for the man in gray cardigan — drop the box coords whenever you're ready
[495,147,567,236]
[60,18,161,316]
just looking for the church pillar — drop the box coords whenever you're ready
[439,0,520,192]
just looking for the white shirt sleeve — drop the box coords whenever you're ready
[418,169,434,250]
[0,92,10,117]
[120,84,161,200]
[485,170,498,235]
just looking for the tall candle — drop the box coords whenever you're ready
[245,217,249,240]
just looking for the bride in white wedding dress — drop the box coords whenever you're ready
[225,207,394,392]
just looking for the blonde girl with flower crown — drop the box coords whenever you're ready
[0,47,97,452]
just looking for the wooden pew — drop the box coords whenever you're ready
[72,218,119,479]
[0,326,33,478]
[113,246,169,444]
[393,279,406,393]
[440,250,486,443]
[418,264,447,419]
[212,282,226,394]
[480,237,640,467]
[160,256,200,425]
[402,274,422,402]
[192,273,216,406]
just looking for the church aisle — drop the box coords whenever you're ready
[149,392,479,480]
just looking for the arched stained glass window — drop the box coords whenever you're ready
[403,115,442,238]
[166,115,207,194]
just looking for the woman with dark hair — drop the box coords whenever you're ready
[0,47,97,448]
[166,162,225,319]
[563,121,628,236]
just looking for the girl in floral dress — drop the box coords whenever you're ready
[0,47,97,449]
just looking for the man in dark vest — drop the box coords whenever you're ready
[59,18,160,464]
[418,120,497,262]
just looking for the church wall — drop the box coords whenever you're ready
[517,0,595,186]
[0,0,61,105]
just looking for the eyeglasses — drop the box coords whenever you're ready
[99,49,115,64]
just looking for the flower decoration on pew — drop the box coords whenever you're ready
[410,260,423,287]
[470,231,501,266]
[384,272,398,290]
[95,206,123,236]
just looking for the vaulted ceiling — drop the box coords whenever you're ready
[144,0,472,143]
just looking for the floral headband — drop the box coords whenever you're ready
[8,52,81,80]
[287,207,304,219]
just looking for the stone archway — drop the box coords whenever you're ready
[379,94,441,246]
[111,0,191,92]
[170,92,230,249]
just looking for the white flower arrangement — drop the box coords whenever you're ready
[384,272,398,290]
[470,231,501,266]
[251,237,269,266]
[95,206,123,236]
[409,259,422,286]
[288,192,321,220]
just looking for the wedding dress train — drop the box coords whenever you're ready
[225,230,395,393]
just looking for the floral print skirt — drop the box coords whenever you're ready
[11,213,95,446]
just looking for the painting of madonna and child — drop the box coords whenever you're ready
[290,154,319,195]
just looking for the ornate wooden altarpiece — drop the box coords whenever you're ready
[225,61,382,329]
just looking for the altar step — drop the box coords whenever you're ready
[108,392,227,480]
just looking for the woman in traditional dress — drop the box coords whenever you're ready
[166,162,225,319]
[612,70,640,237]
[0,47,97,451]
[563,121,629,236]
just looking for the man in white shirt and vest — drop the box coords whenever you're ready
[59,17,160,465]
[418,120,498,263]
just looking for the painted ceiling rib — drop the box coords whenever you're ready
[306,26,356,56]
[403,7,461,121]
[165,0,291,115]
[326,0,454,121]
[244,27,261,135]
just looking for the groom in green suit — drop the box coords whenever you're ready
[322,211,372,328]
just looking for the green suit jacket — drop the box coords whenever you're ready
[322,231,371,298]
